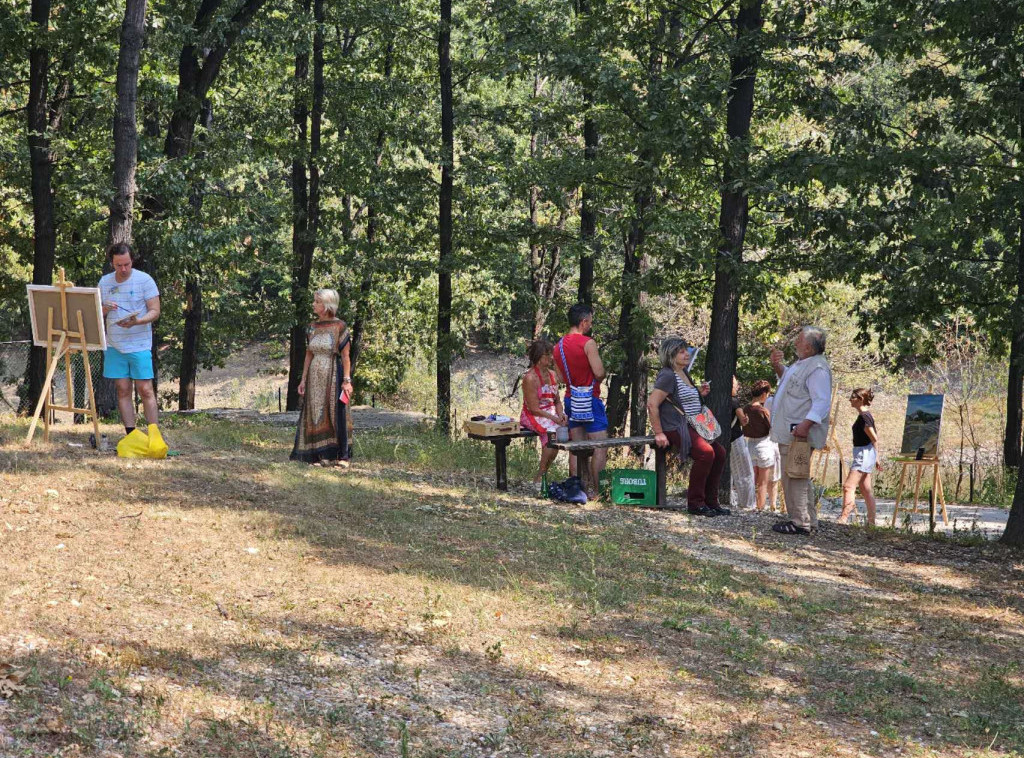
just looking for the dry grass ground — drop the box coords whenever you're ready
[1,416,1022,758]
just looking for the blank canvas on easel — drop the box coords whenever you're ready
[27,285,106,351]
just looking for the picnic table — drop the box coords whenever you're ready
[467,429,537,491]
[549,435,669,507]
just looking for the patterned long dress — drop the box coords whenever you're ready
[290,320,351,463]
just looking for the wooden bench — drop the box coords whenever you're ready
[549,435,669,507]
[467,430,537,491]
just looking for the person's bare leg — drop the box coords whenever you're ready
[767,478,778,510]
[587,430,608,497]
[568,424,585,477]
[754,466,769,511]
[861,474,877,526]
[838,471,865,524]
[115,379,136,429]
[136,380,159,425]
[536,444,558,482]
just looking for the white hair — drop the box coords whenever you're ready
[315,288,339,317]
[800,325,827,355]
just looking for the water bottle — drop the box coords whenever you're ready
[99,434,109,452]
[541,473,549,498]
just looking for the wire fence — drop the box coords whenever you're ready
[0,340,105,425]
[0,340,29,413]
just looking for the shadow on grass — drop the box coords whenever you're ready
[5,613,689,758]
[3,420,1024,754]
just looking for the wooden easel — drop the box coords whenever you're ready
[25,269,100,445]
[890,457,949,527]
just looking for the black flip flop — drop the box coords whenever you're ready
[772,520,811,535]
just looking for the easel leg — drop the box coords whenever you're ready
[890,463,908,528]
[25,331,67,445]
[912,465,923,513]
[63,340,74,424]
[930,463,939,529]
[77,310,100,442]
[44,309,54,443]
[937,469,949,525]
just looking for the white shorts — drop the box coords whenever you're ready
[851,445,877,473]
[747,436,776,469]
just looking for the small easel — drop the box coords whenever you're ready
[890,456,949,527]
[25,269,100,444]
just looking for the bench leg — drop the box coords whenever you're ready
[495,440,509,491]
[655,446,667,507]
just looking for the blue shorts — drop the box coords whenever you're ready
[565,395,608,434]
[103,347,154,380]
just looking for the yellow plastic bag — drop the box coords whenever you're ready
[116,424,168,459]
[146,423,168,458]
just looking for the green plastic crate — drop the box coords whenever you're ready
[605,468,657,506]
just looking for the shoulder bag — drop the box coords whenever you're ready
[558,339,595,423]
[672,371,721,442]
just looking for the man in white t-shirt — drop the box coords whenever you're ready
[99,243,161,436]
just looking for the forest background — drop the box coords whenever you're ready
[1,0,1023,543]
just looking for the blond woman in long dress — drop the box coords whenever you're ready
[291,289,353,466]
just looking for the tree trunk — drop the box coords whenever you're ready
[139,0,268,236]
[23,0,56,413]
[178,271,202,409]
[576,0,598,307]
[286,0,313,412]
[705,0,763,503]
[108,0,147,246]
[177,100,212,411]
[436,0,454,435]
[605,181,653,437]
[351,44,395,374]
[604,24,664,437]
[1004,96,1024,470]
[1001,443,1024,544]
[1003,475,1024,549]
[999,84,1024,544]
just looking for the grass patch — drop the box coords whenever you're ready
[1,413,1022,756]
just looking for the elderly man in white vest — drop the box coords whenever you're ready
[768,326,833,535]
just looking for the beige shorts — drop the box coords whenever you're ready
[747,436,777,469]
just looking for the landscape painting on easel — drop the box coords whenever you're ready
[899,394,944,457]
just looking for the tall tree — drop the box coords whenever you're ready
[575,0,599,307]
[139,0,266,406]
[436,0,454,434]
[108,0,147,247]
[285,0,326,411]
[23,0,61,412]
[350,39,395,373]
[177,99,212,411]
[705,0,764,500]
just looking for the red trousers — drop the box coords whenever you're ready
[665,426,727,508]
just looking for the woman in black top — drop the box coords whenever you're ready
[838,388,882,525]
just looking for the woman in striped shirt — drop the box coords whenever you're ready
[647,338,728,517]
